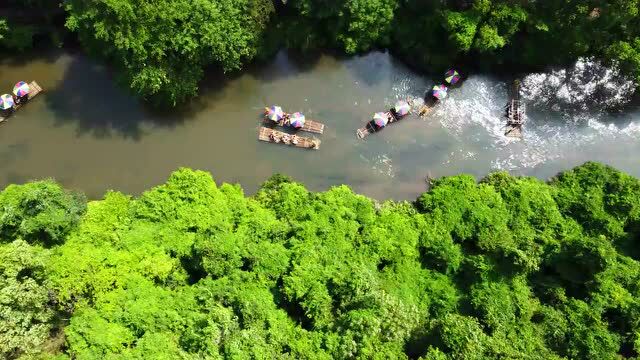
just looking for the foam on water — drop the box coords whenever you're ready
[418,58,639,173]
[521,57,636,112]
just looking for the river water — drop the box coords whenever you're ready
[0,51,638,200]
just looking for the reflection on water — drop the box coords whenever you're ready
[0,50,638,200]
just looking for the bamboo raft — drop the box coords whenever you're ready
[0,81,43,123]
[258,127,321,149]
[416,98,438,117]
[356,109,407,139]
[265,117,325,134]
[504,80,524,139]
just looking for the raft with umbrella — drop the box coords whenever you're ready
[0,81,43,123]
[262,106,325,134]
[258,127,321,149]
[445,69,461,86]
[504,80,525,139]
[417,69,464,117]
[356,100,415,139]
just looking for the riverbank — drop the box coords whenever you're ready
[5,1,638,107]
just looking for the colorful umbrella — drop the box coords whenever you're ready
[445,69,461,85]
[373,112,389,128]
[394,100,411,116]
[432,85,448,100]
[289,112,306,128]
[265,105,284,122]
[0,94,14,110]
[13,81,30,97]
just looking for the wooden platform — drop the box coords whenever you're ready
[259,127,320,149]
[265,117,325,134]
[357,110,407,139]
[0,81,43,123]
[504,80,524,139]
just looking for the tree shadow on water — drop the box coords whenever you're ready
[44,56,205,141]
[241,48,324,84]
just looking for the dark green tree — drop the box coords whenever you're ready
[0,180,86,246]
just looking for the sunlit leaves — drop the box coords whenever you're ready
[3,163,640,358]
[0,240,53,358]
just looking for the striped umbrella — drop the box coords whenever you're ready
[432,85,448,100]
[445,69,461,85]
[289,112,306,128]
[0,94,14,110]
[13,81,30,97]
[265,105,284,122]
[373,112,389,128]
[394,100,411,116]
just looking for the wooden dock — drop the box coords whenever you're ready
[504,80,524,139]
[357,110,407,139]
[0,81,43,123]
[259,127,320,149]
[265,117,325,134]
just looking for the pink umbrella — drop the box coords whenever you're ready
[13,81,30,97]
[373,112,389,128]
[394,100,411,116]
[265,105,284,122]
[432,85,448,100]
[289,112,306,128]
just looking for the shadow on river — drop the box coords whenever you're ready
[0,50,638,200]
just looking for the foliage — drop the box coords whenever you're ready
[18,0,631,105]
[607,38,640,83]
[0,19,7,40]
[0,180,86,247]
[0,240,53,359]
[63,0,275,105]
[2,162,640,358]
[0,1,66,51]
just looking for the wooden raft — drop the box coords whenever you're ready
[0,81,43,123]
[259,127,320,149]
[504,80,524,139]
[265,118,325,134]
[357,110,407,139]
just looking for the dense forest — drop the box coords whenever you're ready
[0,162,639,359]
[1,0,638,106]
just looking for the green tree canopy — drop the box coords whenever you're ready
[2,163,640,358]
[64,0,275,105]
[0,180,86,247]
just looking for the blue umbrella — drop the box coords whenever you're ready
[0,94,14,110]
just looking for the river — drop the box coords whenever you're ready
[0,50,638,200]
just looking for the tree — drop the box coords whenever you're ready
[606,39,640,83]
[0,240,54,359]
[64,0,275,106]
[7,164,640,358]
[0,19,7,40]
[0,180,86,246]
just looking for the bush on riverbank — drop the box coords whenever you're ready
[1,162,640,359]
[3,0,637,106]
